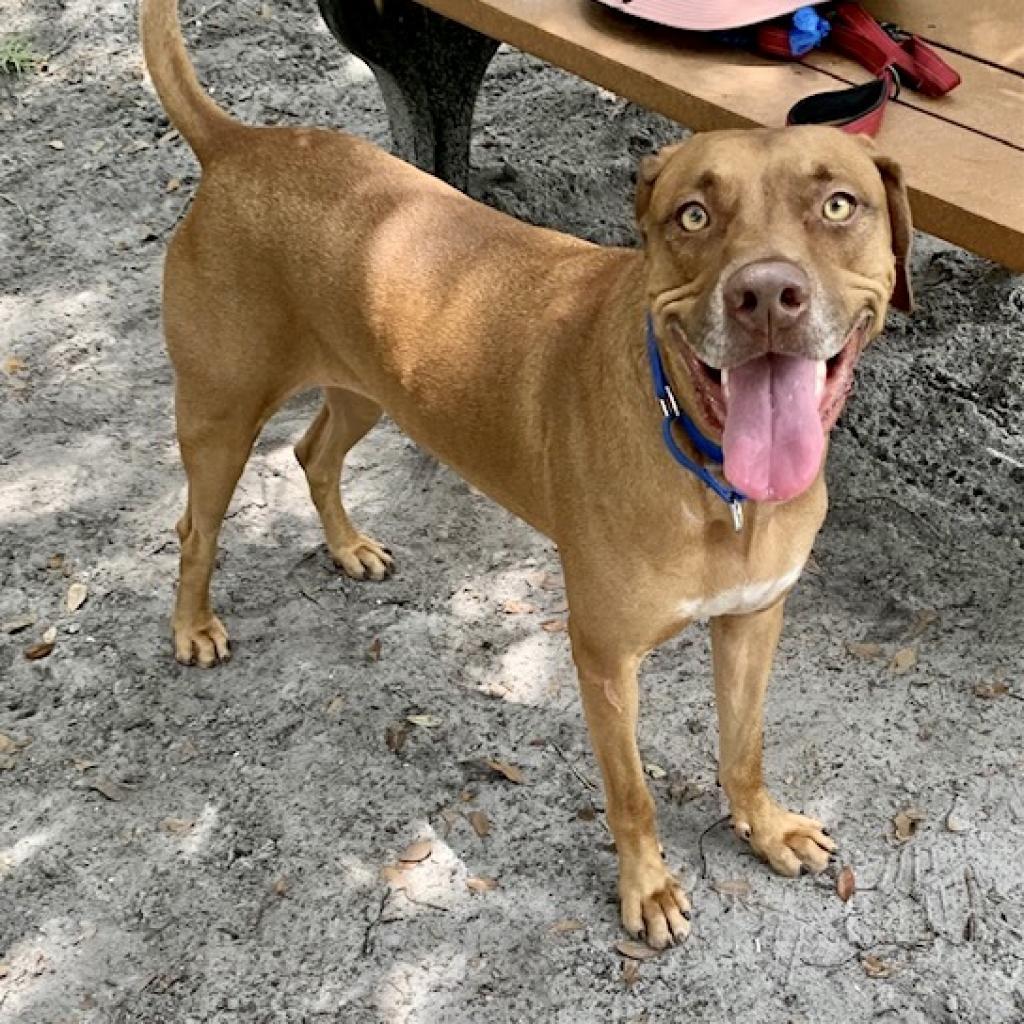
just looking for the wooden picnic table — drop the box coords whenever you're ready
[318,0,1024,271]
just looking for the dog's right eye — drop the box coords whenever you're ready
[677,202,710,233]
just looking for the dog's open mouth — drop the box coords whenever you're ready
[679,312,872,502]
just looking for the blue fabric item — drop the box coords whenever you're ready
[644,315,746,514]
[789,6,830,56]
[710,7,829,57]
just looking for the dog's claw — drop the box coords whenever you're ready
[173,615,231,668]
[620,862,692,950]
[731,798,836,876]
[332,535,395,582]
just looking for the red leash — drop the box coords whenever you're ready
[759,3,961,135]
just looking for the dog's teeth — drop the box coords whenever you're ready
[722,367,730,401]
[814,360,826,399]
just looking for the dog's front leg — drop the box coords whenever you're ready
[572,632,691,949]
[711,602,836,876]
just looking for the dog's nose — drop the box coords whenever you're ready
[724,260,810,339]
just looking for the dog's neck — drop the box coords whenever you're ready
[559,254,745,533]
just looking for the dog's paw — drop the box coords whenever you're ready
[331,535,395,582]
[173,615,230,667]
[619,859,691,950]
[732,799,836,876]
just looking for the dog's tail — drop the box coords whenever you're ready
[140,0,240,164]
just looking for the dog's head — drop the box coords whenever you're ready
[636,126,912,503]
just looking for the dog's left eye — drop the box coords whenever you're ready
[677,202,710,233]
[823,192,857,223]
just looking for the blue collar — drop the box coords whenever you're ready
[645,314,746,531]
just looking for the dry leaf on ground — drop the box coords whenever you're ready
[272,876,290,897]
[973,680,1009,699]
[893,807,925,842]
[468,810,491,838]
[24,640,55,661]
[846,641,882,660]
[503,599,537,615]
[367,637,382,662]
[398,840,433,864]
[540,618,567,633]
[160,817,195,836]
[466,876,498,893]
[644,763,667,780]
[615,939,658,961]
[713,878,752,898]
[905,608,938,639]
[3,615,35,634]
[485,759,524,784]
[48,554,64,570]
[386,722,410,754]
[837,865,856,902]
[945,813,968,833]
[549,918,584,934]
[861,954,892,978]
[406,714,441,729]
[0,734,24,755]
[2,356,27,375]
[622,960,640,988]
[324,695,345,716]
[89,776,125,802]
[42,626,57,644]
[889,646,918,674]
[66,582,88,612]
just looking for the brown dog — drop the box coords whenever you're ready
[141,0,911,948]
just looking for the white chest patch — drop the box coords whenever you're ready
[677,562,805,621]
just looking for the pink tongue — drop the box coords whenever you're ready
[722,354,824,502]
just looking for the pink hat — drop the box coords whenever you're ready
[593,0,823,31]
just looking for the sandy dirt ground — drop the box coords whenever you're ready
[1,2,1022,1022]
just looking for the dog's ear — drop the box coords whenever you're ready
[635,142,685,235]
[872,153,914,313]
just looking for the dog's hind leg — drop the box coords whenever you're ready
[172,385,273,667]
[295,387,394,581]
